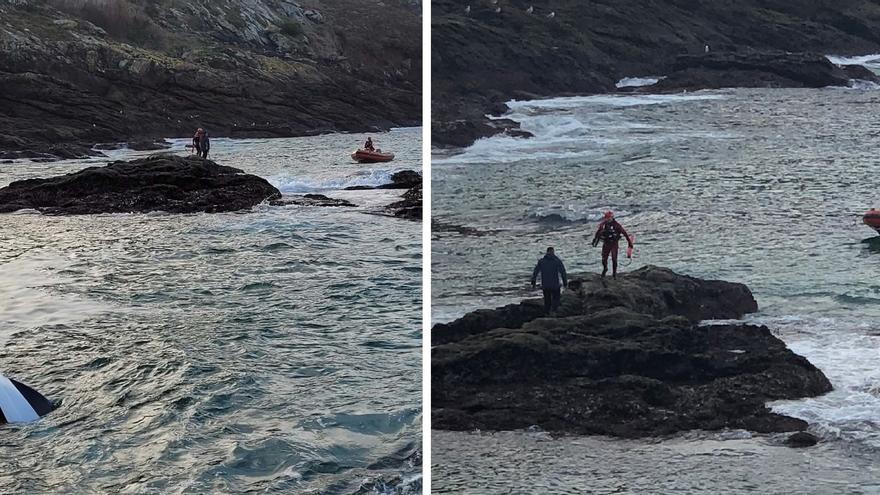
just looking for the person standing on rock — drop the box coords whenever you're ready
[531,247,568,316]
[192,128,203,156]
[591,211,633,279]
[198,129,210,159]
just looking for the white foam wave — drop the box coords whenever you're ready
[269,169,395,193]
[615,76,663,88]
[757,315,880,448]
[506,93,725,112]
[848,79,880,90]
[826,53,880,69]
[434,92,729,165]
[528,205,633,224]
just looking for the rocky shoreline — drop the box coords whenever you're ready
[0,0,421,161]
[432,266,831,439]
[433,0,880,148]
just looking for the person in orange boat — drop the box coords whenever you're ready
[591,210,633,279]
[364,137,375,151]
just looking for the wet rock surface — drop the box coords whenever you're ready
[271,194,356,208]
[432,0,880,147]
[0,154,281,214]
[0,0,421,160]
[432,266,831,437]
[387,181,422,220]
[651,50,872,91]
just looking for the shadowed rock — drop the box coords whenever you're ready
[652,50,865,91]
[387,182,422,220]
[271,194,356,208]
[345,170,422,190]
[0,154,281,214]
[433,266,758,346]
[432,266,831,437]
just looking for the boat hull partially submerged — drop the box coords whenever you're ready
[865,209,880,233]
[0,374,56,424]
[351,149,394,163]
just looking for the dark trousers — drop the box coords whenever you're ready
[200,148,209,159]
[542,288,561,315]
[602,240,619,276]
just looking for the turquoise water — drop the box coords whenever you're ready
[0,128,422,493]
[432,88,880,492]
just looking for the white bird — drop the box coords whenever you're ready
[526,5,533,13]
[494,6,501,13]
[705,44,709,53]
[464,4,470,14]
[490,0,497,4]
[547,11,555,18]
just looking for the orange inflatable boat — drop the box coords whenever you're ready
[351,149,395,163]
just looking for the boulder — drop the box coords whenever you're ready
[432,266,831,437]
[785,431,820,448]
[0,154,281,214]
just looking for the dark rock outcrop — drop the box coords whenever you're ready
[651,51,860,91]
[271,194,356,208]
[344,169,423,190]
[432,0,880,147]
[0,0,421,160]
[0,154,280,214]
[785,431,820,447]
[127,140,172,151]
[432,266,831,437]
[432,116,533,149]
[387,182,422,220]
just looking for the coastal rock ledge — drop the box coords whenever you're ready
[432,266,832,438]
[0,155,281,215]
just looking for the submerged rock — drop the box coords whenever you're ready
[432,266,831,437]
[127,140,172,151]
[0,154,281,215]
[271,194,356,208]
[785,431,820,448]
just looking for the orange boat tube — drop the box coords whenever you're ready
[351,149,395,163]
[864,209,880,232]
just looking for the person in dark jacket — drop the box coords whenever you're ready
[364,137,375,151]
[531,247,568,315]
[198,129,210,159]
[591,210,633,279]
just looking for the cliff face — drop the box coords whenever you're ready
[432,0,880,145]
[0,0,422,158]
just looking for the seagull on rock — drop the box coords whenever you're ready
[465,4,470,14]
[494,6,501,13]
[526,5,533,13]
[547,11,555,18]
